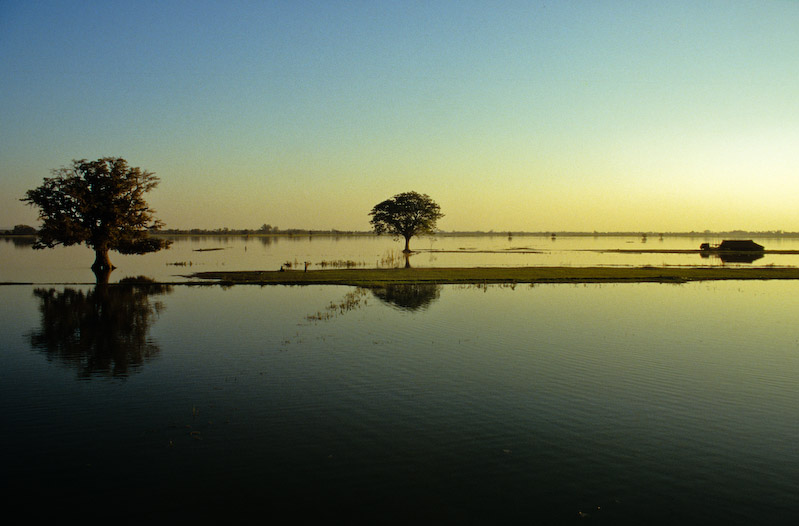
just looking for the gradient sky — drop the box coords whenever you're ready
[2,0,797,232]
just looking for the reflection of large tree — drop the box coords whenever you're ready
[29,278,172,378]
[369,283,440,311]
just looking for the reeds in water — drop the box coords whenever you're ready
[306,288,369,321]
[378,249,403,268]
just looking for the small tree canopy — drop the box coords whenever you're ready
[369,191,443,252]
[11,224,38,235]
[21,157,170,274]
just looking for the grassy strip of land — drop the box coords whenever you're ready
[590,249,799,254]
[188,266,799,286]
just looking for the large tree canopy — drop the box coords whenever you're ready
[22,157,170,276]
[369,191,443,253]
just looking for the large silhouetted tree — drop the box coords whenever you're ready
[22,157,170,279]
[369,191,443,253]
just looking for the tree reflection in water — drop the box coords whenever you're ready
[307,283,441,322]
[4,236,36,248]
[369,283,440,311]
[29,277,172,379]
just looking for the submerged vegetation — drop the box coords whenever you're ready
[306,288,369,322]
[315,259,364,268]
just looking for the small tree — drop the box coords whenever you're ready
[11,224,38,235]
[21,157,170,277]
[369,191,443,253]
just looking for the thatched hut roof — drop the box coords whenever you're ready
[717,240,764,251]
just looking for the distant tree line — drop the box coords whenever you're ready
[2,224,38,235]
[156,226,370,236]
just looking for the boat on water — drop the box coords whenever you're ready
[700,240,764,251]
[700,240,764,263]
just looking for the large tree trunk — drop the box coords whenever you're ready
[403,235,411,253]
[92,266,112,285]
[91,248,114,285]
[92,248,114,272]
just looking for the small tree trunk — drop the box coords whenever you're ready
[403,235,411,253]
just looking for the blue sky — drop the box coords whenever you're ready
[2,0,798,231]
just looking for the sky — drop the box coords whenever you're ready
[1,0,798,232]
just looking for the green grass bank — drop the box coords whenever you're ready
[188,266,799,286]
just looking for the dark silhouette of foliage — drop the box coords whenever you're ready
[369,191,443,252]
[21,157,171,276]
[28,279,172,379]
[11,224,37,235]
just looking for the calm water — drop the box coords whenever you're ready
[2,280,799,523]
[3,234,799,284]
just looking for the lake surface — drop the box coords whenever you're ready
[3,233,799,284]
[2,279,799,523]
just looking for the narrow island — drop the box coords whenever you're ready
[187,266,799,286]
